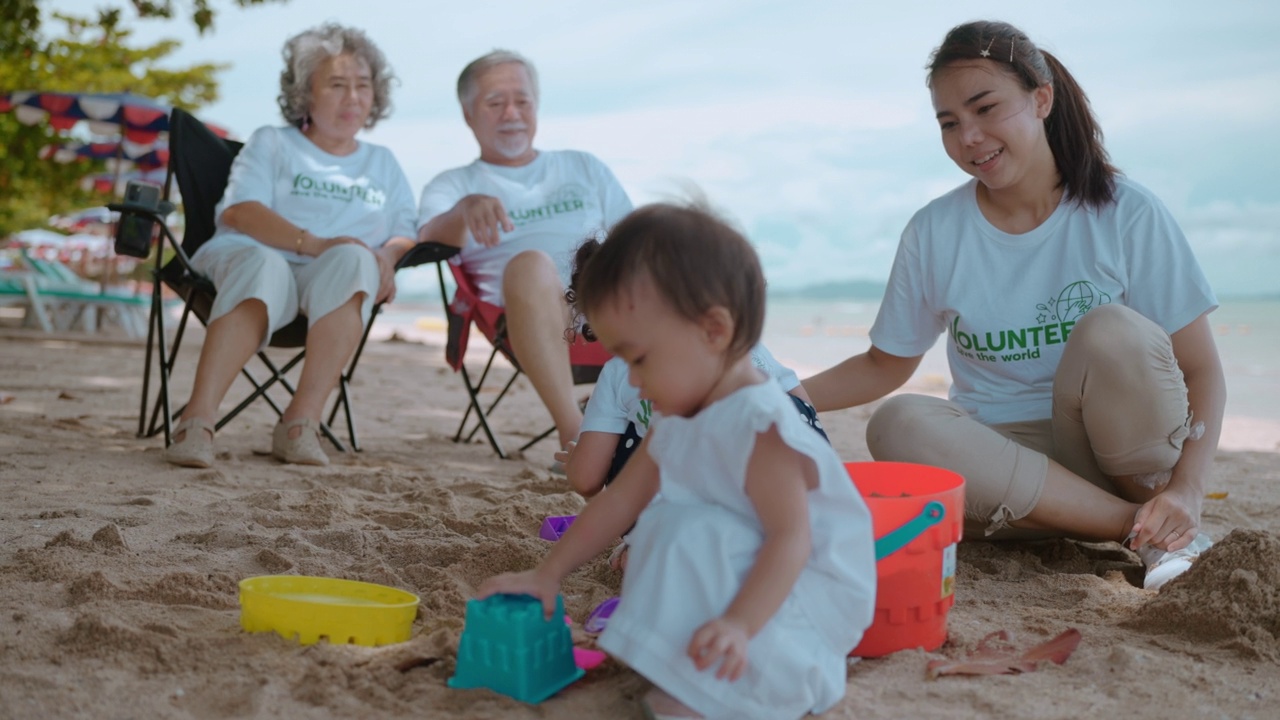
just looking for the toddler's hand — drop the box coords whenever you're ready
[687,616,750,681]
[554,440,577,466]
[476,570,561,619]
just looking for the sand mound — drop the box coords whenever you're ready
[1127,529,1280,660]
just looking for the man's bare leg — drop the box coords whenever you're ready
[502,250,580,449]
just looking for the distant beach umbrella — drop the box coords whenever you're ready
[0,91,228,144]
[2,91,229,202]
[40,140,170,171]
[2,91,172,144]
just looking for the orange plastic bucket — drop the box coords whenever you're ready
[847,461,965,657]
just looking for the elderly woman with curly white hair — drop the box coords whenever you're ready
[165,23,417,469]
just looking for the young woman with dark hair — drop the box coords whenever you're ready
[807,20,1226,591]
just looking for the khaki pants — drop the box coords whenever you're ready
[866,305,1193,539]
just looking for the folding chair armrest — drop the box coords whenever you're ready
[107,200,176,219]
[396,241,459,270]
[108,200,187,267]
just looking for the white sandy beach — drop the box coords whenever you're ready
[1,311,1278,719]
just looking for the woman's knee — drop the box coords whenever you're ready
[866,394,963,461]
[1066,304,1160,362]
[208,246,295,329]
[230,244,293,283]
[318,244,378,288]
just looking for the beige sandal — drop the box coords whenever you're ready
[272,418,329,466]
[165,417,215,468]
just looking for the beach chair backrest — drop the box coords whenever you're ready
[166,108,244,264]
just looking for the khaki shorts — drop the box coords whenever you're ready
[866,305,1193,539]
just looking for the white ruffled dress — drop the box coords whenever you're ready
[597,381,876,720]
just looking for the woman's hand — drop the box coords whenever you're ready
[372,246,398,303]
[1130,483,1203,552]
[476,569,562,620]
[687,616,750,681]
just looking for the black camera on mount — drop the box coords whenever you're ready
[112,180,175,259]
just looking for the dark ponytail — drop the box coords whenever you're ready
[927,20,1118,208]
[1039,50,1117,208]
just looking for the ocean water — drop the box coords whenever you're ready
[762,297,1280,425]
[378,295,1280,426]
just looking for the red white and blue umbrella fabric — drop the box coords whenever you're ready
[39,140,170,170]
[1,91,172,144]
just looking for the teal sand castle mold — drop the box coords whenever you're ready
[449,593,585,704]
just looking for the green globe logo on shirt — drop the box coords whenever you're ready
[1037,281,1112,324]
[950,280,1113,364]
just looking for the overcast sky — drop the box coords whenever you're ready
[46,0,1280,295]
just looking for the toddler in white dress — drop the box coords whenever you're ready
[479,203,876,719]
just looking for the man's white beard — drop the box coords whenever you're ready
[492,125,531,159]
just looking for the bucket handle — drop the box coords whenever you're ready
[874,501,946,561]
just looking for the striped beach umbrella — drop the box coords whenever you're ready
[2,91,172,144]
[39,140,170,170]
[1,91,229,144]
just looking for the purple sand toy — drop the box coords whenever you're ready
[584,596,619,633]
[539,515,576,542]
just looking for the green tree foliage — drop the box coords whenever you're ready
[0,0,282,235]
[129,0,284,36]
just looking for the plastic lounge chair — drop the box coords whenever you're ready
[0,252,147,336]
[108,108,424,451]
[393,241,610,459]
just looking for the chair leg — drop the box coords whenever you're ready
[217,351,300,430]
[518,426,557,453]
[331,375,359,452]
[155,300,186,445]
[325,303,379,453]
[455,364,507,459]
[215,349,348,454]
[461,371,520,444]
[137,281,161,438]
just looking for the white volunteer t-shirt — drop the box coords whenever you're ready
[416,150,632,305]
[870,177,1217,425]
[580,344,803,437]
[202,125,417,262]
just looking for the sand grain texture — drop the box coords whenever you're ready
[1,328,1277,719]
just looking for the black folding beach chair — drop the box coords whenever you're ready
[110,107,436,451]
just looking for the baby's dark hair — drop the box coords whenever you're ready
[565,203,765,360]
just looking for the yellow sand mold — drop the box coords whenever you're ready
[239,575,419,647]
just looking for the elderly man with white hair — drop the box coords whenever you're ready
[417,50,632,459]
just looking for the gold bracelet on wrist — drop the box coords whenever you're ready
[295,230,306,256]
